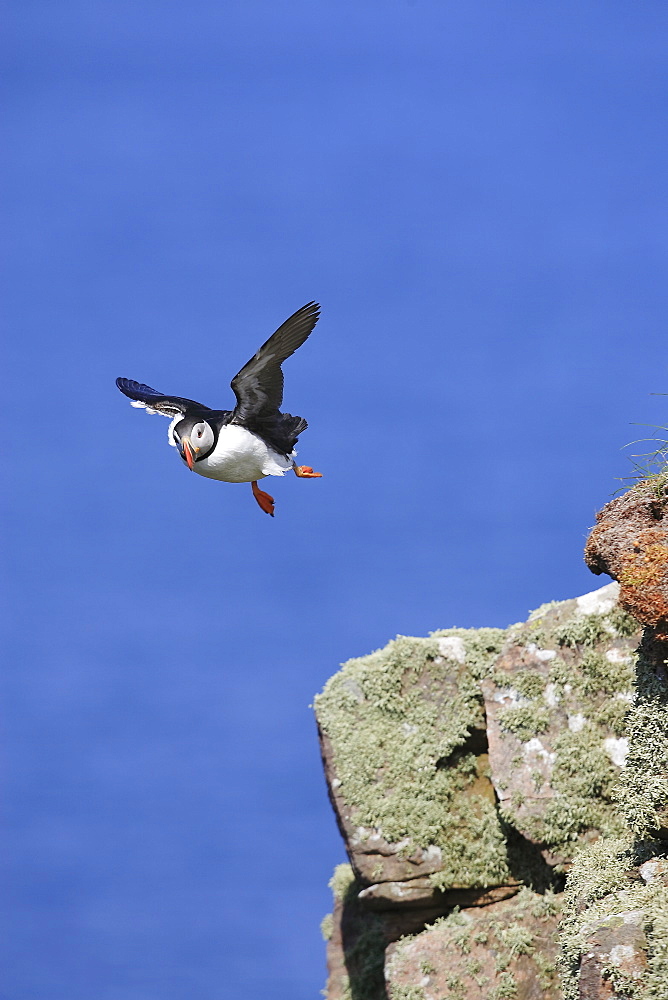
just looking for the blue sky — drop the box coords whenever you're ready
[4,2,668,998]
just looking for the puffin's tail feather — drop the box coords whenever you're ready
[253,411,308,455]
[284,414,308,439]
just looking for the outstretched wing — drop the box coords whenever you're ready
[116,378,212,417]
[230,301,320,423]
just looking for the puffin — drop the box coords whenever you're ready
[116,301,322,516]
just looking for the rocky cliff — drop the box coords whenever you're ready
[315,478,668,1000]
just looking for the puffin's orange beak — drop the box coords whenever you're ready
[183,439,195,471]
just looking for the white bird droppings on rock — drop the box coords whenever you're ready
[543,683,560,707]
[639,860,660,882]
[423,845,442,864]
[568,714,587,733]
[492,687,521,706]
[575,582,620,617]
[436,636,467,664]
[526,642,557,661]
[609,944,637,967]
[523,738,553,761]
[605,647,632,664]
[604,736,629,768]
[341,678,365,703]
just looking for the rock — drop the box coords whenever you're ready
[322,864,456,1000]
[611,629,668,842]
[319,724,454,884]
[321,863,387,1000]
[357,877,519,911]
[385,888,562,1000]
[316,584,641,897]
[315,631,515,891]
[585,482,668,633]
[315,584,653,1000]
[482,584,641,863]
[577,909,647,998]
[560,835,668,999]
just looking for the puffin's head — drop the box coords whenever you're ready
[173,417,215,470]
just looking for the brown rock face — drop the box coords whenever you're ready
[385,889,562,1000]
[577,908,648,999]
[585,483,668,632]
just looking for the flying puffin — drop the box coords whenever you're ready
[116,301,322,516]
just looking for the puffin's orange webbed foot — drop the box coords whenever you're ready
[293,465,323,479]
[251,480,275,516]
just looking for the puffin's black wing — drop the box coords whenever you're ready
[230,301,320,423]
[116,378,212,417]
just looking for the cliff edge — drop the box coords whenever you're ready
[315,480,668,999]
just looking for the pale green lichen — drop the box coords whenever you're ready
[606,606,642,638]
[320,913,334,941]
[342,919,386,1000]
[434,627,507,680]
[615,636,668,838]
[508,669,547,699]
[498,703,551,740]
[488,972,518,999]
[492,598,639,856]
[559,623,668,999]
[594,697,630,736]
[520,599,638,652]
[560,836,668,1000]
[553,613,610,648]
[315,631,513,889]
[391,890,561,999]
[329,862,356,902]
[388,987,427,1000]
[502,725,627,854]
[443,976,466,1000]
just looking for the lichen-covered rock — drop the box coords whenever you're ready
[385,887,562,1000]
[315,630,514,892]
[614,629,668,841]
[585,481,668,633]
[315,582,664,999]
[556,495,668,1000]
[560,837,668,1000]
[483,583,640,863]
[315,585,640,897]
[577,908,647,999]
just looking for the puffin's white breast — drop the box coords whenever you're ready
[192,425,294,483]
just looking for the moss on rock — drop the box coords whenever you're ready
[615,631,668,838]
[560,836,668,999]
[315,630,512,890]
[385,888,562,1000]
[484,589,640,860]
